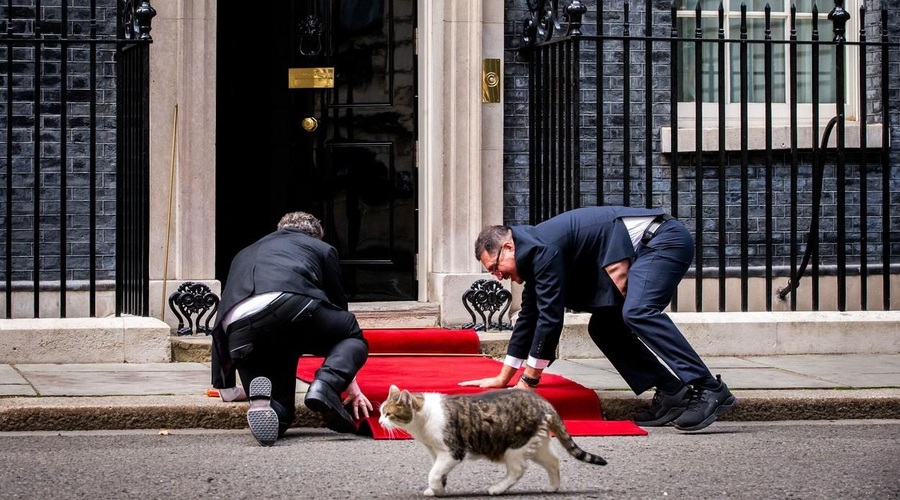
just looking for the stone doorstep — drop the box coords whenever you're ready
[349,301,441,330]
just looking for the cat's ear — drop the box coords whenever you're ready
[400,391,423,411]
[388,384,400,396]
[399,390,423,410]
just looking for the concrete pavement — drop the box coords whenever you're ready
[1,353,898,432]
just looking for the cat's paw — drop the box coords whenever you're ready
[543,484,560,493]
[423,487,444,497]
[487,484,510,495]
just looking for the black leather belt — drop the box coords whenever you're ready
[225,292,293,334]
[641,214,675,245]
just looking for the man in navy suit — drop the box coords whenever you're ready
[211,211,372,445]
[460,206,736,431]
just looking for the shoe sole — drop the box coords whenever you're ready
[305,396,357,434]
[674,396,737,432]
[634,406,687,427]
[247,377,279,446]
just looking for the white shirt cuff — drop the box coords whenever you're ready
[503,356,525,369]
[527,356,551,370]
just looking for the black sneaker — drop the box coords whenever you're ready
[246,377,280,446]
[633,385,691,427]
[674,375,737,431]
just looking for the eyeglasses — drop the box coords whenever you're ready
[487,247,504,275]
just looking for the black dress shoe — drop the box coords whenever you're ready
[633,385,691,427]
[304,380,357,434]
[674,375,737,431]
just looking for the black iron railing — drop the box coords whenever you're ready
[517,0,897,312]
[0,0,156,318]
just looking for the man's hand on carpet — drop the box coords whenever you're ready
[458,376,508,388]
[344,393,372,419]
[343,378,373,419]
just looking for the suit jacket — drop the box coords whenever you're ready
[210,227,348,386]
[508,206,665,363]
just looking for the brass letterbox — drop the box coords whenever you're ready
[288,67,335,89]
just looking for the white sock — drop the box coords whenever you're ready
[219,386,248,402]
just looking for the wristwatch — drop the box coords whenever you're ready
[520,373,541,388]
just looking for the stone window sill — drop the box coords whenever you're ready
[660,123,883,153]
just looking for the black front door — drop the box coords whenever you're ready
[216,1,417,301]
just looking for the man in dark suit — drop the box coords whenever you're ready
[460,206,736,431]
[211,211,372,445]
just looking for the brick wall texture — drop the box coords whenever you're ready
[0,0,118,283]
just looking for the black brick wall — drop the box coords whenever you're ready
[0,0,119,284]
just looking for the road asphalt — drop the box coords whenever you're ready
[1,353,899,432]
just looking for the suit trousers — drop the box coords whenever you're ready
[588,219,712,395]
[226,293,368,432]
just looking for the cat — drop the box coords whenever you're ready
[378,384,607,496]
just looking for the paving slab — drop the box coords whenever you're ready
[544,359,631,390]
[0,365,27,385]
[0,365,35,396]
[545,356,853,390]
[704,367,838,389]
[744,354,900,388]
[0,385,36,396]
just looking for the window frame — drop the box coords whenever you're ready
[673,0,860,130]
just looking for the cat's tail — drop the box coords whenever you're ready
[548,414,608,466]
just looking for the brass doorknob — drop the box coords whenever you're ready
[301,117,319,132]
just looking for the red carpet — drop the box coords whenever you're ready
[296,328,647,439]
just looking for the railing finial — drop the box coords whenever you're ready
[827,0,851,42]
[135,1,157,41]
[521,0,591,48]
[565,1,586,37]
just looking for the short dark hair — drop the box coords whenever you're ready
[474,225,512,260]
[277,211,324,239]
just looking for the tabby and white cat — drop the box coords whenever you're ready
[378,385,607,496]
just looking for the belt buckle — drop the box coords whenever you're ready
[641,223,658,244]
[642,214,670,244]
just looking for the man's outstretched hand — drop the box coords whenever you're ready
[458,376,508,388]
